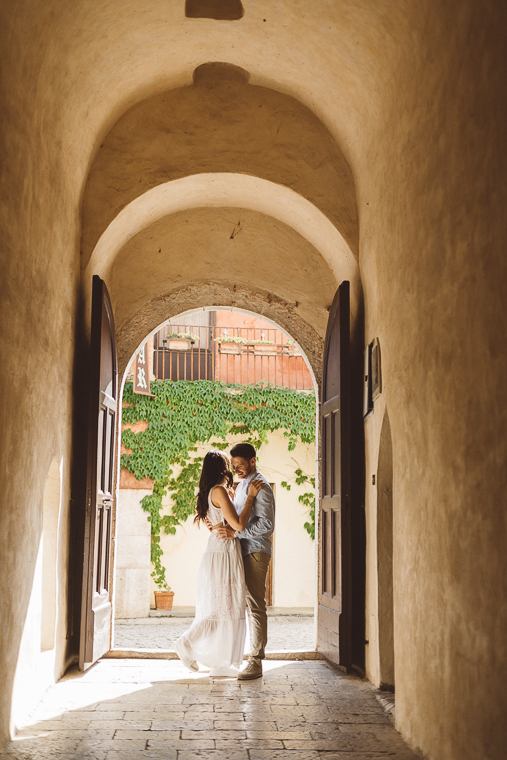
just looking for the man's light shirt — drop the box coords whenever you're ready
[234,470,275,557]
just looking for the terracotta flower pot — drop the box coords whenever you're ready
[154,590,175,610]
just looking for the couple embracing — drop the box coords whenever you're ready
[174,442,275,680]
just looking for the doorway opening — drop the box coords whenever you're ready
[112,307,319,657]
[377,408,394,689]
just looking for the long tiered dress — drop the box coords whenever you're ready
[174,487,247,669]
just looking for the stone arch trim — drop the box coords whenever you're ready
[117,281,324,386]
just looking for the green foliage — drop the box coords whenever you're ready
[121,379,316,587]
[280,468,316,540]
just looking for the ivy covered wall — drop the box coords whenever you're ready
[120,379,317,589]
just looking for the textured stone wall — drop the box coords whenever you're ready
[116,282,325,386]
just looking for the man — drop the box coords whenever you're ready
[215,442,275,680]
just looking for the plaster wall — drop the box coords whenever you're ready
[41,459,64,651]
[0,3,83,735]
[358,5,507,758]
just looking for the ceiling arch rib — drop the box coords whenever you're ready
[108,205,341,339]
[84,173,361,324]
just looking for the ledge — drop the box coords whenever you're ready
[103,648,323,660]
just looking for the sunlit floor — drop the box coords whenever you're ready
[114,614,314,652]
[2,659,421,760]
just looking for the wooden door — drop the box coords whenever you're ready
[318,281,352,669]
[79,276,118,670]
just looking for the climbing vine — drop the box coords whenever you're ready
[281,469,316,540]
[121,379,316,588]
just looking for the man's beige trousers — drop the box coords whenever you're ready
[243,551,271,662]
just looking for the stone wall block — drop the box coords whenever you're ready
[116,496,152,537]
[116,535,151,570]
[115,569,150,619]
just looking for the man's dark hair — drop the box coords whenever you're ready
[230,442,256,460]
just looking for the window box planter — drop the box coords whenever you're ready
[218,343,242,355]
[167,338,192,351]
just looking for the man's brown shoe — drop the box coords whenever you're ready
[237,659,263,680]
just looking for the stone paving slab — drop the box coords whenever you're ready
[114,616,315,652]
[0,659,422,760]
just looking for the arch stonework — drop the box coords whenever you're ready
[116,281,324,386]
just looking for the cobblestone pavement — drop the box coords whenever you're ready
[2,658,420,760]
[114,616,315,652]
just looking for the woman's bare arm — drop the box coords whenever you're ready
[211,480,263,532]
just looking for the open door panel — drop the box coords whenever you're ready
[318,281,352,670]
[79,276,117,670]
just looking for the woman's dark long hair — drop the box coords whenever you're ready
[195,450,233,524]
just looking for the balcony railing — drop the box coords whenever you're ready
[153,324,313,390]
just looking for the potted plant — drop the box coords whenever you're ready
[154,583,175,610]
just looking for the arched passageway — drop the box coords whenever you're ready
[2,3,507,760]
[74,56,364,684]
[73,48,365,672]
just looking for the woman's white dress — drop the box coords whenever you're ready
[174,487,247,669]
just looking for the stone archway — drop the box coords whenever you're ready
[116,282,325,383]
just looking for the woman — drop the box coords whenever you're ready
[174,449,263,677]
